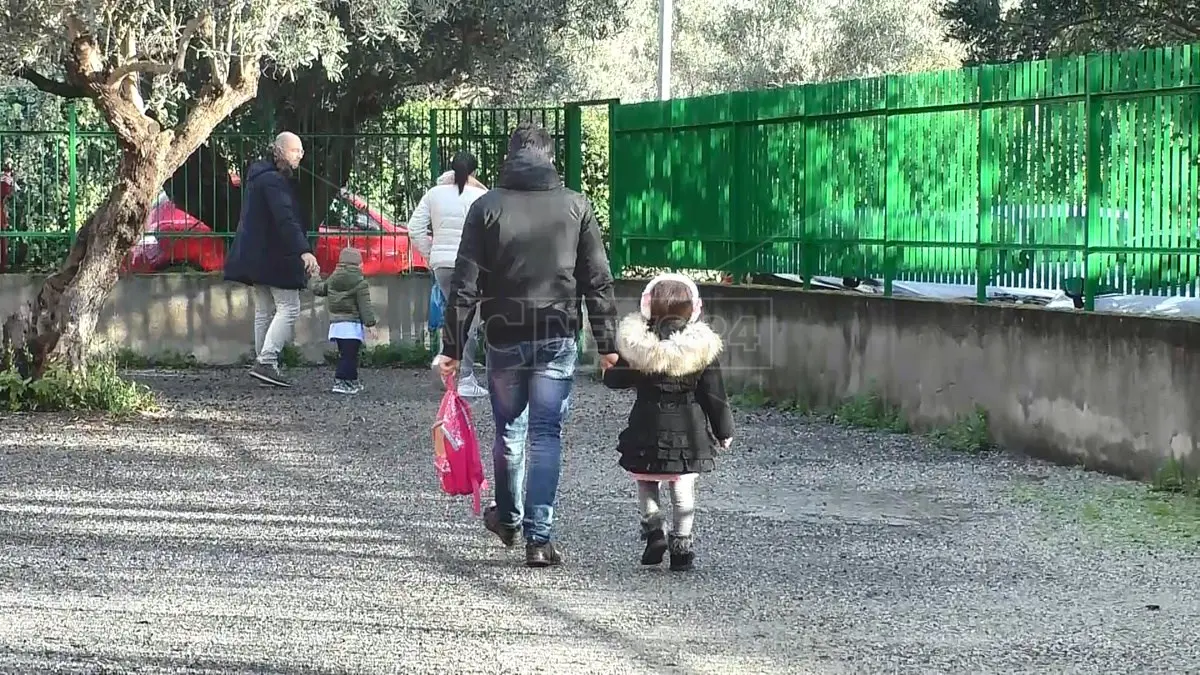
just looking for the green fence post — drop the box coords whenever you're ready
[67,100,78,244]
[562,103,585,358]
[427,108,439,351]
[801,116,814,291]
[607,100,623,280]
[460,108,470,155]
[1083,55,1102,311]
[428,108,440,184]
[975,67,992,305]
[564,103,582,192]
[882,77,894,298]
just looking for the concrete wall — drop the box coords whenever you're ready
[3,273,1196,479]
[0,273,435,365]
[609,279,1200,481]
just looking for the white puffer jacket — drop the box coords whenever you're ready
[407,182,488,270]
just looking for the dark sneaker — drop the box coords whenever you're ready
[525,542,563,568]
[640,519,668,566]
[249,362,292,387]
[483,505,519,548]
[332,379,355,394]
[669,535,695,571]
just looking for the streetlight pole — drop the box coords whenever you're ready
[657,0,673,100]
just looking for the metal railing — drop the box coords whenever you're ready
[608,42,1200,309]
[0,95,586,276]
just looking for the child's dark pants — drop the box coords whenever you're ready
[334,338,360,381]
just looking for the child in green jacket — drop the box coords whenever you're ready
[308,247,378,394]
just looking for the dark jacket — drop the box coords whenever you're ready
[224,159,311,290]
[442,150,618,360]
[603,313,735,475]
[308,248,377,327]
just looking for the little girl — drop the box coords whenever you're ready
[603,273,734,571]
[308,246,378,394]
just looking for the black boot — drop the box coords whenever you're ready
[669,535,694,571]
[483,505,519,548]
[640,518,667,566]
[525,542,563,568]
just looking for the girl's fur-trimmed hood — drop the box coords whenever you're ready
[616,313,723,377]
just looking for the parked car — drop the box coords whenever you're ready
[123,176,428,275]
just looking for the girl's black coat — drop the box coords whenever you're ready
[602,313,734,474]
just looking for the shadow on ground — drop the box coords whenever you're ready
[0,368,1198,674]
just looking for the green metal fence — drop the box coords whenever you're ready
[0,94,574,275]
[431,107,570,188]
[609,43,1200,308]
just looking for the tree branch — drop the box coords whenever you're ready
[165,69,261,172]
[212,0,246,88]
[106,13,211,87]
[14,67,90,99]
[106,60,174,86]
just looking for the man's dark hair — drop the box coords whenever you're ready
[507,123,554,160]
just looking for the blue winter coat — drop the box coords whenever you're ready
[223,159,311,290]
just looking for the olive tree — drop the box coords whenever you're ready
[0,0,402,375]
[941,0,1199,64]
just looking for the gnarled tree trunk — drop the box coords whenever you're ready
[3,150,164,375]
[2,16,261,379]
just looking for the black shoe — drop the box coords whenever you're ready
[640,519,668,566]
[249,362,292,387]
[525,542,563,568]
[483,505,519,548]
[669,535,694,571]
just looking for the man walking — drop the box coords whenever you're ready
[224,131,319,388]
[440,123,620,568]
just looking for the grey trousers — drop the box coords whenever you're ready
[433,267,481,380]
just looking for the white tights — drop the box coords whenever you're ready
[636,474,697,537]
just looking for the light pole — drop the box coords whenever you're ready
[657,0,673,100]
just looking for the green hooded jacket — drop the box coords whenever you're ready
[308,248,378,327]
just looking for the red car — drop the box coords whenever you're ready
[123,176,428,276]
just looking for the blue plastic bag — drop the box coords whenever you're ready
[428,281,446,332]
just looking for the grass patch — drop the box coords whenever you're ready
[323,341,435,369]
[729,388,772,409]
[1008,479,1200,548]
[113,348,198,370]
[109,339,438,371]
[928,406,992,454]
[278,343,307,369]
[833,392,909,433]
[0,359,157,415]
[728,386,995,449]
[1150,458,1200,497]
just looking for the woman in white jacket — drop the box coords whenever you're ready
[408,151,489,397]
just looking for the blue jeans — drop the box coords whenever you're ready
[487,337,577,545]
[333,338,360,381]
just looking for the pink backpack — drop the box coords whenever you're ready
[432,374,488,514]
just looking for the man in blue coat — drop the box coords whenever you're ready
[224,132,319,387]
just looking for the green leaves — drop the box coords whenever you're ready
[0,360,156,414]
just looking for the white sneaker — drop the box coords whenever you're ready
[457,376,488,398]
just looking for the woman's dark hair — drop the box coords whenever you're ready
[451,151,479,194]
[648,280,694,324]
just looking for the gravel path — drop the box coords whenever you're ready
[1,367,1199,674]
